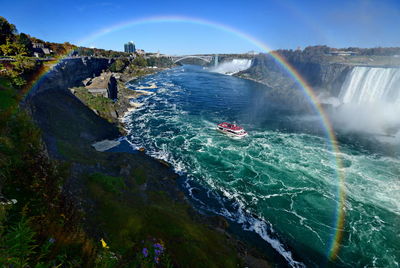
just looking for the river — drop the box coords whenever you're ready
[115,65,399,267]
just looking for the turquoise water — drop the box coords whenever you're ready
[123,66,400,267]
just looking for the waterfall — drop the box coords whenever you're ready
[211,59,252,75]
[339,67,400,104]
[214,55,219,67]
[335,66,400,138]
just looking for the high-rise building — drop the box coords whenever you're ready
[124,41,136,53]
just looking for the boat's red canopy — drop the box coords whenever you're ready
[218,122,243,131]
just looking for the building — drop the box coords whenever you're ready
[32,42,52,58]
[136,49,145,55]
[32,42,45,49]
[247,50,259,55]
[328,50,358,56]
[124,41,136,53]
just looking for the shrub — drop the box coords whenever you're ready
[0,217,37,267]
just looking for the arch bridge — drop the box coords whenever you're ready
[172,55,214,64]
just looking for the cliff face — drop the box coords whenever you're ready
[237,54,353,97]
[25,57,118,157]
[28,57,113,98]
[291,60,352,96]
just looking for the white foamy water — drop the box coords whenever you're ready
[211,59,252,75]
[339,67,400,104]
[334,67,400,137]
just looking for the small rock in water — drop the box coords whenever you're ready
[157,159,170,167]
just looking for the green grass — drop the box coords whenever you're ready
[86,172,240,267]
[0,103,100,266]
[0,89,17,110]
[71,87,116,123]
[132,168,147,185]
[0,77,13,89]
[0,77,17,110]
[87,173,125,193]
[56,140,93,163]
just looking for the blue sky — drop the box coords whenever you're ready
[2,0,400,54]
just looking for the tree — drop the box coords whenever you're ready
[147,56,173,68]
[132,56,147,67]
[303,45,330,55]
[109,59,127,72]
[12,55,36,72]
[0,17,17,45]
[17,33,33,55]
[4,55,38,87]
[0,38,27,56]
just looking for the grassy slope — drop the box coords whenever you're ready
[86,171,239,267]
[0,76,100,266]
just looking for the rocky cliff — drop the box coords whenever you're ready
[237,53,352,97]
[25,57,118,157]
[233,53,355,113]
[28,57,113,98]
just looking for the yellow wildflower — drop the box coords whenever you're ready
[100,238,109,249]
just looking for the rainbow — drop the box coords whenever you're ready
[33,15,346,261]
[26,53,76,98]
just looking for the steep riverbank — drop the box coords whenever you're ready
[24,57,277,267]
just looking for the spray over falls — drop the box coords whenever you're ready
[333,66,400,138]
[211,59,252,75]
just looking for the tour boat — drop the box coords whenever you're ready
[217,122,248,138]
